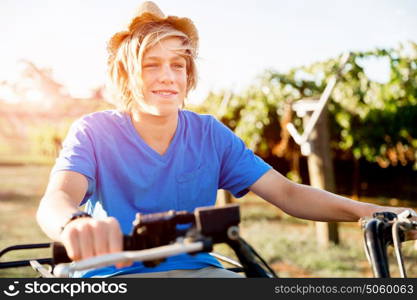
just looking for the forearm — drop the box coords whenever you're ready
[37,171,89,241]
[36,190,81,241]
[251,169,384,222]
[279,182,381,222]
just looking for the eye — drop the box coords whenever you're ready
[173,63,185,69]
[143,63,158,69]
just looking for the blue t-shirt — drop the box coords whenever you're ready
[52,109,271,277]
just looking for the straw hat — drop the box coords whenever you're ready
[107,1,199,59]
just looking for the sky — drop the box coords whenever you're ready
[0,0,416,103]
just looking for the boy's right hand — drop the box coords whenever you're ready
[60,216,132,268]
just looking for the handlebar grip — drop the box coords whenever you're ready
[52,236,134,265]
[52,242,71,264]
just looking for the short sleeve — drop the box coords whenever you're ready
[51,117,97,204]
[213,118,272,198]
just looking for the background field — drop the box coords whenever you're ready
[1,164,416,278]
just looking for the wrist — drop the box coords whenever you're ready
[354,202,382,220]
[60,211,92,233]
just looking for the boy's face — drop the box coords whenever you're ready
[139,37,187,116]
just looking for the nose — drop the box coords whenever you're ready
[159,64,175,84]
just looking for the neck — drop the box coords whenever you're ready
[129,109,179,155]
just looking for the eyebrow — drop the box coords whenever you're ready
[143,54,187,61]
[143,54,187,60]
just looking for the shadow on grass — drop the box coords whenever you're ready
[0,192,34,204]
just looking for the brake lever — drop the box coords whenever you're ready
[52,238,210,278]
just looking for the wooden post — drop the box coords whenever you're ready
[352,158,360,200]
[303,107,339,247]
[286,54,350,248]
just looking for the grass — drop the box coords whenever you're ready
[0,164,52,277]
[1,164,416,278]
[0,153,56,166]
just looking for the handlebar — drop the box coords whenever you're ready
[52,204,241,265]
[361,210,417,278]
[53,238,211,277]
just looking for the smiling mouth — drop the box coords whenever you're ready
[152,90,178,96]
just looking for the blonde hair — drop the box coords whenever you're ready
[107,22,198,112]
